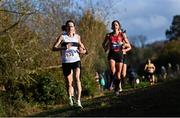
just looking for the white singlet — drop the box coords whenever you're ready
[61,34,80,63]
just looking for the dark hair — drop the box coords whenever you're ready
[111,20,121,30]
[61,25,66,31]
[65,20,75,27]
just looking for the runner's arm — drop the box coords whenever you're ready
[144,64,148,71]
[77,35,87,54]
[52,35,66,51]
[153,64,156,71]
[122,33,132,52]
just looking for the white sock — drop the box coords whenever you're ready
[119,82,122,89]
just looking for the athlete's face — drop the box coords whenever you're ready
[112,22,120,31]
[67,22,75,33]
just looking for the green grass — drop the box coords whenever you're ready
[123,81,150,90]
[30,78,180,117]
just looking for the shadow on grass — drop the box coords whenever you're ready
[31,78,180,117]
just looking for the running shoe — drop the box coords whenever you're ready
[69,96,74,106]
[77,100,83,108]
[119,88,123,92]
[119,82,123,92]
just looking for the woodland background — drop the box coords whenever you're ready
[0,0,179,116]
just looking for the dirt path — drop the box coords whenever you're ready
[31,79,180,117]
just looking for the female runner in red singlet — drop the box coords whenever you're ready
[102,20,131,95]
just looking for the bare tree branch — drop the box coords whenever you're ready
[0,10,37,35]
[0,9,36,15]
[0,20,20,35]
[7,32,20,58]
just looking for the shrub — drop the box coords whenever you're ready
[29,72,67,105]
[0,98,6,116]
[81,71,100,97]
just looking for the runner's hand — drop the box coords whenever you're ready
[78,47,87,54]
[66,43,72,49]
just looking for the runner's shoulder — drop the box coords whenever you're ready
[106,32,113,37]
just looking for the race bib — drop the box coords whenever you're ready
[111,41,122,49]
[65,49,78,58]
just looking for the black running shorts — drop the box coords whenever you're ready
[62,61,81,77]
[108,50,123,63]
